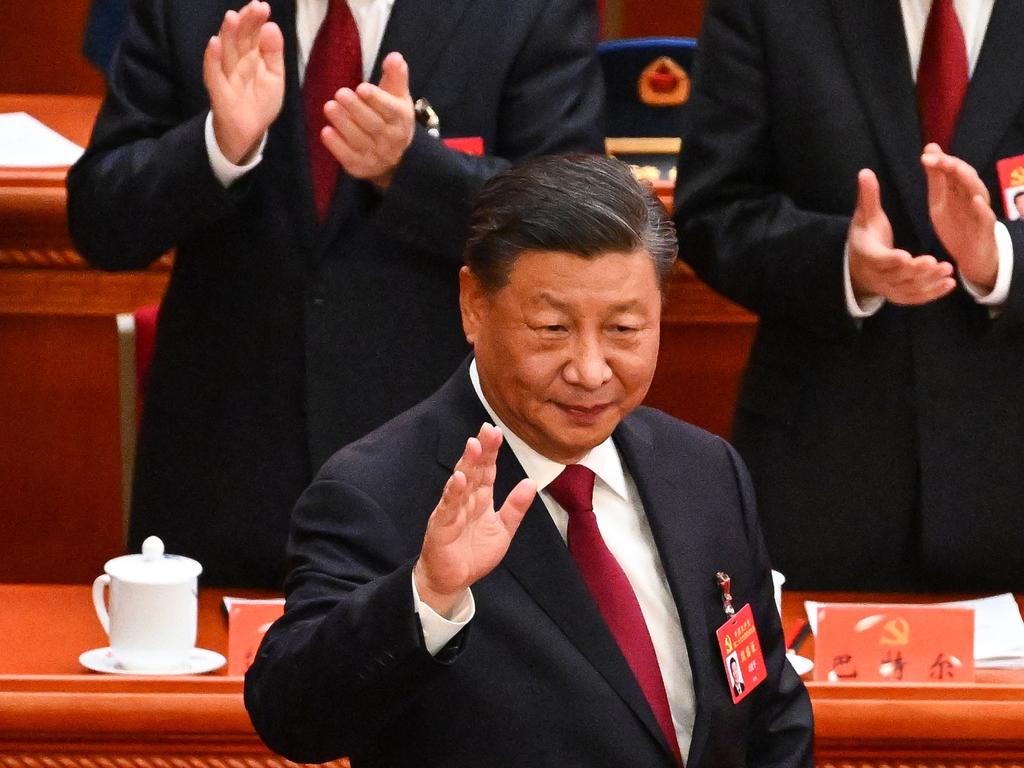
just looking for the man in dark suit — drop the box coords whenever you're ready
[675,0,1024,591]
[67,0,603,586]
[244,155,813,767]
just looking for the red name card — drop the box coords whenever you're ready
[997,153,1024,219]
[814,603,974,683]
[225,597,285,676]
[442,136,484,156]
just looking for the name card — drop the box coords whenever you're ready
[442,136,484,156]
[814,603,974,683]
[224,597,285,676]
[997,153,1024,219]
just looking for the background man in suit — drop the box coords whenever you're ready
[245,155,813,768]
[675,0,1024,591]
[67,0,603,587]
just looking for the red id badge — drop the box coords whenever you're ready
[716,603,767,704]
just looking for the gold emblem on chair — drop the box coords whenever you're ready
[638,56,690,107]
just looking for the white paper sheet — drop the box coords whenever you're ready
[804,593,1024,669]
[0,112,84,167]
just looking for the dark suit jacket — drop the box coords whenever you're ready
[675,0,1024,591]
[244,360,813,767]
[66,0,603,587]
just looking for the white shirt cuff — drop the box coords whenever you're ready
[961,221,1014,306]
[411,573,474,656]
[204,111,266,188]
[843,243,885,318]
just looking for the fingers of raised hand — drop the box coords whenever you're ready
[854,168,883,223]
[886,256,956,304]
[498,478,537,534]
[258,21,286,77]
[431,470,469,530]
[377,51,411,99]
[321,85,413,180]
[235,1,271,55]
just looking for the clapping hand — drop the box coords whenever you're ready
[847,168,956,305]
[321,51,416,190]
[922,143,999,292]
[203,0,285,165]
[414,424,536,617]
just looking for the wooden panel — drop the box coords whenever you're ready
[618,0,707,39]
[647,264,754,438]
[1,585,1022,765]
[0,1,105,95]
[0,315,124,583]
[0,95,168,583]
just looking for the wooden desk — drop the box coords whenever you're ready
[0,94,170,584]
[0,584,348,768]
[783,592,1024,765]
[2,584,1021,766]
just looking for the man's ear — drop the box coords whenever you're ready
[459,266,485,345]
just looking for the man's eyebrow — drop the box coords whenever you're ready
[532,292,646,314]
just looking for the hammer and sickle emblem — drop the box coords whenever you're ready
[880,617,911,646]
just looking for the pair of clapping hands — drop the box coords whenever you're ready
[849,144,1000,304]
[203,0,413,189]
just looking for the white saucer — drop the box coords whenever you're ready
[79,647,226,675]
[787,652,814,677]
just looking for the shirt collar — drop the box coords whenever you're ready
[468,360,630,500]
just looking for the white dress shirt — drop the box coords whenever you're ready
[206,0,395,186]
[422,360,698,758]
[845,0,1012,317]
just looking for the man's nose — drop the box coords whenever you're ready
[563,335,612,389]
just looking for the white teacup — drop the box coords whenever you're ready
[92,536,202,672]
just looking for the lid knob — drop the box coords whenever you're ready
[141,536,165,562]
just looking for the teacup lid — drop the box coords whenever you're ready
[104,536,203,584]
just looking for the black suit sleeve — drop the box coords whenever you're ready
[723,441,815,767]
[377,0,604,262]
[674,0,856,339]
[244,477,465,765]
[66,0,244,271]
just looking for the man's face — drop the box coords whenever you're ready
[1015,195,1024,218]
[461,249,661,464]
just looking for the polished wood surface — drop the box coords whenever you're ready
[782,591,1024,764]
[0,1,105,95]
[0,584,349,767]
[0,95,169,584]
[1,584,1021,765]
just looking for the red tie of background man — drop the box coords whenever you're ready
[547,465,684,766]
[917,0,969,152]
[302,0,362,221]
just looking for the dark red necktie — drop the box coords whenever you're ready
[916,0,969,152]
[547,465,684,766]
[302,0,362,221]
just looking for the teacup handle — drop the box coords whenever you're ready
[92,574,111,636]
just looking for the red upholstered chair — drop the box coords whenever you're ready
[116,303,160,541]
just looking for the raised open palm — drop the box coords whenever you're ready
[203,1,285,165]
[414,424,536,616]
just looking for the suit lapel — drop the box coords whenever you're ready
[265,0,318,255]
[829,0,934,245]
[370,0,476,91]
[953,0,1024,172]
[434,371,674,763]
[613,417,714,767]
